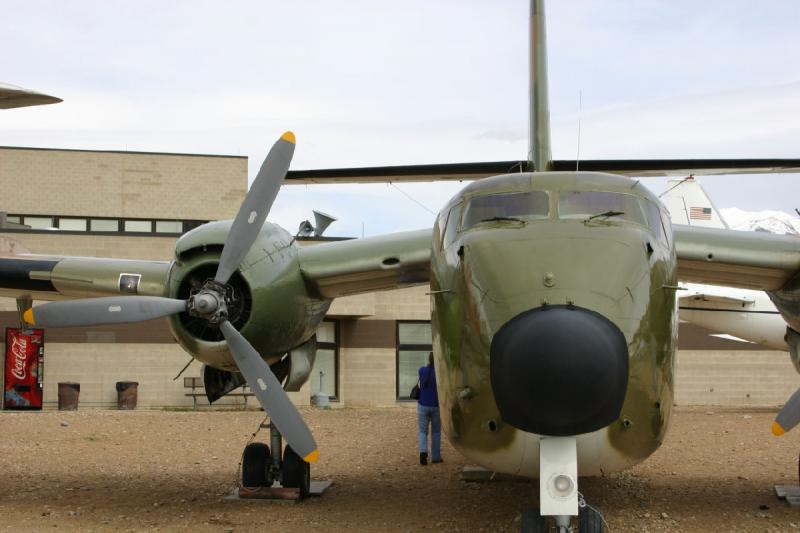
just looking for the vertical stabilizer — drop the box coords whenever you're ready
[529,0,552,172]
[661,176,729,229]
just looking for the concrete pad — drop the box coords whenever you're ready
[774,484,800,507]
[224,480,333,504]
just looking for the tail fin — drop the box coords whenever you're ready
[660,176,729,229]
[529,0,552,172]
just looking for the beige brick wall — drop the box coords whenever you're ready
[0,147,246,220]
[372,285,430,320]
[22,342,310,410]
[338,347,398,407]
[0,232,177,260]
[675,350,797,407]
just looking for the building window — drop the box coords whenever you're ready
[310,320,338,400]
[2,214,209,236]
[155,220,183,233]
[396,321,432,400]
[124,220,152,233]
[58,218,88,231]
[24,216,54,229]
[90,218,120,232]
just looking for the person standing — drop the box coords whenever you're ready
[417,352,442,465]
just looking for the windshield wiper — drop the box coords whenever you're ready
[584,210,624,223]
[479,216,524,223]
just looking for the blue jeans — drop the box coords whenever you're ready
[417,404,441,460]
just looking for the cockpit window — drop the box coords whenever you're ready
[442,203,462,248]
[558,191,647,226]
[462,191,549,230]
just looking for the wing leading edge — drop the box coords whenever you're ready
[674,225,800,291]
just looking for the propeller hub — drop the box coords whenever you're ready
[194,293,220,313]
[188,281,230,324]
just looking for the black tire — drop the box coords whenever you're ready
[578,505,605,533]
[520,509,550,532]
[241,442,270,487]
[281,445,311,499]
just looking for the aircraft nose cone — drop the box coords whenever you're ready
[490,304,628,436]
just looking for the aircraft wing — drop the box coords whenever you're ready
[285,159,800,184]
[297,229,432,298]
[0,254,171,300]
[674,225,800,291]
[678,291,754,306]
[0,82,62,109]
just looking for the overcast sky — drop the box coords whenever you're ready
[2,1,799,237]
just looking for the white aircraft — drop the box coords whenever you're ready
[661,176,791,351]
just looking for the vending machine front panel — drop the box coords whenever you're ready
[3,328,44,409]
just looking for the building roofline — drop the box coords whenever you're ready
[0,145,247,160]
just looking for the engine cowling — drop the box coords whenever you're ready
[165,220,331,371]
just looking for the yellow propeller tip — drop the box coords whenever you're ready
[303,449,319,463]
[772,422,786,436]
[22,308,35,325]
[281,131,296,144]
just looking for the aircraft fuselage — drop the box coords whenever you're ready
[430,171,678,476]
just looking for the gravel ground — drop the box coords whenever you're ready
[0,406,799,532]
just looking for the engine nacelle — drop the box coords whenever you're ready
[165,220,331,371]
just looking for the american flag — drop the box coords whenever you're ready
[689,207,712,220]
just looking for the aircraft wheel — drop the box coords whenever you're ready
[241,442,270,487]
[578,504,605,532]
[520,509,550,532]
[281,445,310,499]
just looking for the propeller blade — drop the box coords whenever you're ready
[773,387,800,436]
[23,296,187,328]
[214,131,296,284]
[219,320,318,463]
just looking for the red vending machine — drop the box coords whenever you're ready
[3,328,44,410]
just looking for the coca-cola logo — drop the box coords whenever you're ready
[10,336,27,380]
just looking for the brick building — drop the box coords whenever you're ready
[0,145,795,409]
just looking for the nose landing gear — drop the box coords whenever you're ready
[520,436,607,533]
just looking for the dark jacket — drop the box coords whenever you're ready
[418,365,438,407]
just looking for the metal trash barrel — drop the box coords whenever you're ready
[116,381,139,410]
[58,382,80,410]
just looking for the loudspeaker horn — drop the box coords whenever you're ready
[312,210,337,237]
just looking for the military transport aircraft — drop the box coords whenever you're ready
[5,1,800,532]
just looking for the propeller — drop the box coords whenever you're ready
[23,131,319,463]
[772,387,800,436]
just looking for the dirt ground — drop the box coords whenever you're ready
[1,406,799,532]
